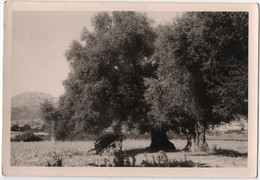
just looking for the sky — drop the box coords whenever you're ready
[11,11,181,98]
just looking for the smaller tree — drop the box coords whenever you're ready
[40,100,60,142]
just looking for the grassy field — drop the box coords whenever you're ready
[11,134,247,167]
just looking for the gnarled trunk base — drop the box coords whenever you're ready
[149,130,176,151]
[183,135,192,151]
[183,133,209,152]
[183,140,209,152]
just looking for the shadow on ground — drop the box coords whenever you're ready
[134,160,211,167]
[124,148,149,156]
[212,148,247,157]
[125,147,181,156]
[188,148,247,158]
[124,148,211,167]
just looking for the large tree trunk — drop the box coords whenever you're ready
[183,121,209,152]
[149,129,176,151]
[185,66,210,152]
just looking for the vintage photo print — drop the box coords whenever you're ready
[2,2,258,177]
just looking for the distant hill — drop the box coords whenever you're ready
[11,92,56,129]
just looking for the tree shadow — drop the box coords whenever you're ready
[124,147,182,157]
[212,148,247,158]
[188,148,247,158]
[133,159,211,167]
[165,160,211,167]
[123,148,211,167]
[124,148,149,156]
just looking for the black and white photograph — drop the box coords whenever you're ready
[2,2,258,178]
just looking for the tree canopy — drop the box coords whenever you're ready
[58,12,157,139]
[43,12,248,150]
[171,12,248,124]
[145,12,248,151]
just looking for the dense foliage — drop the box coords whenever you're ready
[172,12,248,124]
[55,12,157,139]
[145,12,248,150]
[40,12,248,150]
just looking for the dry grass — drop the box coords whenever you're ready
[11,136,247,167]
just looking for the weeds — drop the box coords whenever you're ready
[45,155,62,167]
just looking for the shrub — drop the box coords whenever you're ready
[21,124,31,132]
[45,155,62,167]
[11,124,20,131]
[12,131,43,142]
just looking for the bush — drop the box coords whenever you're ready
[11,124,33,132]
[11,131,43,142]
[45,155,62,167]
[11,124,20,131]
[21,124,31,131]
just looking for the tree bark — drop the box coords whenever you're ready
[183,134,192,151]
[183,121,209,152]
[185,66,210,152]
[149,129,176,151]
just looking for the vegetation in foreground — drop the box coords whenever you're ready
[11,133,247,167]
